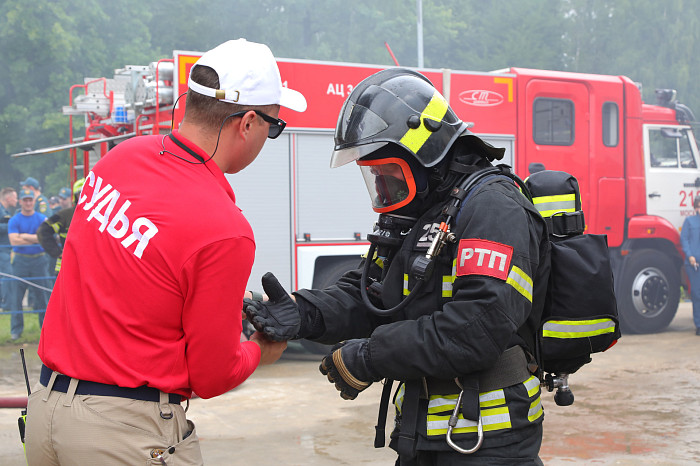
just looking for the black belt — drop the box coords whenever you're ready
[40,364,181,404]
[425,345,532,396]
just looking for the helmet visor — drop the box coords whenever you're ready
[330,102,389,168]
[337,103,389,145]
[357,157,416,213]
[330,142,387,168]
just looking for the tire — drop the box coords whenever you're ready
[616,249,680,334]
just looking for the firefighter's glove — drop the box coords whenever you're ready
[244,272,300,342]
[319,339,380,400]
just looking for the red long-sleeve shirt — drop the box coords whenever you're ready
[38,131,261,399]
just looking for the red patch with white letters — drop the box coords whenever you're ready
[456,239,513,281]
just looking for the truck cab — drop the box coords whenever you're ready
[506,68,700,333]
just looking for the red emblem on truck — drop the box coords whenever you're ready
[458,90,504,107]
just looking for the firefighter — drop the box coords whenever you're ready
[36,178,85,274]
[245,68,550,465]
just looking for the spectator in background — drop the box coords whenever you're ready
[48,196,60,212]
[680,194,700,336]
[7,188,48,341]
[0,187,18,310]
[57,187,72,209]
[20,177,52,217]
[38,179,85,276]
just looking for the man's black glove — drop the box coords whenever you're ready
[244,272,301,341]
[319,339,381,400]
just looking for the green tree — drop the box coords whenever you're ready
[0,0,158,195]
[562,0,700,110]
[3,0,700,196]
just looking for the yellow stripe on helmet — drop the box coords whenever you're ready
[399,90,449,154]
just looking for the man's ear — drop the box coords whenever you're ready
[234,111,256,138]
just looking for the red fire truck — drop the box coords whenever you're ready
[17,50,700,334]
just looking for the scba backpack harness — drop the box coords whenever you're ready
[373,166,621,457]
[525,169,620,406]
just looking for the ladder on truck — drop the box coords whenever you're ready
[60,59,175,184]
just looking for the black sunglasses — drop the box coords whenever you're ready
[229,110,287,139]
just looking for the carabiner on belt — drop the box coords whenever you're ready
[445,379,483,454]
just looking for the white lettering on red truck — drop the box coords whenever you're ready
[326,83,354,98]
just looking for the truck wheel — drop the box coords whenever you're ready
[299,256,362,355]
[311,256,362,289]
[617,249,679,334]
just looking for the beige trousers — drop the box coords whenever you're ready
[25,375,203,465]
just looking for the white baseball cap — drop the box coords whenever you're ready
[188,39,307,112]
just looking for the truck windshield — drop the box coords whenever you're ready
[648,127,697,168]
[690,123,700,163]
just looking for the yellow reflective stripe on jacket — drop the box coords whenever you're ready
[442,275,454,297]
[399,91,449,154]
[444,261,532,301]
[427,407,511,435]
[523,375,540,398]
[528,397,543,422]
[361,249,385,269]
[427,389,509,435]
[442,259,457,297]
[524,376,542,423]
[532,193,576,217]
[477,389,506,408]
[394,383,406,415]
[506,266,533,302]
[525,375,543,422]
[427,393,459,414]
[403,274,409,296]
[542,318,617,338]
[427,389,505,414]
[423,376,541,437]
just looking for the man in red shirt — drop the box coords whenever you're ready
[26,39,305,465]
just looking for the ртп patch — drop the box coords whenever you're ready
[456,239,513,280]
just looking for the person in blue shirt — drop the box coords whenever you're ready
[680,194,700,336]
[7,189,48,341]
[0,187,18,309]
[20,176,52,218]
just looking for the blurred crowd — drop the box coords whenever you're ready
[0,176,81,341]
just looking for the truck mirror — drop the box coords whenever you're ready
[661,128,682,138]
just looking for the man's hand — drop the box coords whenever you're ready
[250,332,287,365]
[319,339,381,400]
[244,272,300,341]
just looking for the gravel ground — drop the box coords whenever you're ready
[1,303,698,465]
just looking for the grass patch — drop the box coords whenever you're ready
[0,312,42,345]
[681,286,691,302]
